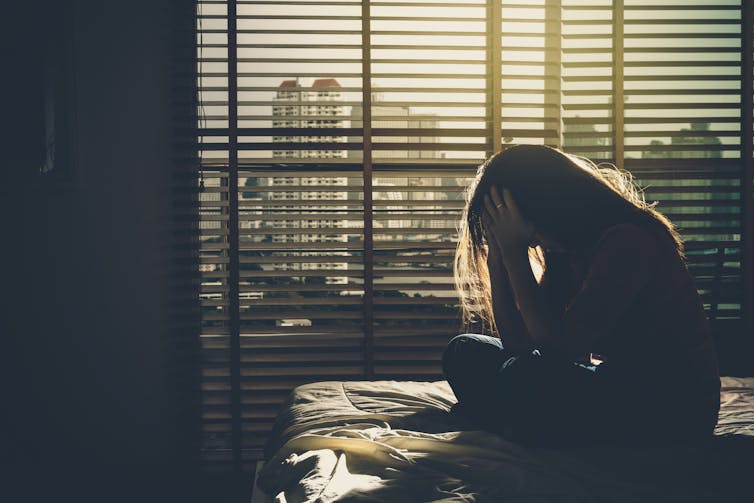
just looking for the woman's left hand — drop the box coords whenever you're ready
[483,187,535,253]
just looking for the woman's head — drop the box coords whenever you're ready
[455,144,683,330]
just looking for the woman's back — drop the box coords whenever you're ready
[541,223,717,369]
[542,222,721,436]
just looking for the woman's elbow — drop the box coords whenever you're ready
[539,322,591,361]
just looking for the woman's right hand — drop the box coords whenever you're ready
[486,238,536,353]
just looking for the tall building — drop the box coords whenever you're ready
[349,100,446,239]
[262,79,454,314]
[268,78,350,291]
[349,99,440,161]
[272,78,347,160]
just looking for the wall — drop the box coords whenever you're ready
[4,1,199,500]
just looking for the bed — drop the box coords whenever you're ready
[253,376,754,502]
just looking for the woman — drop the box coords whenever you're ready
[444,144,720,447]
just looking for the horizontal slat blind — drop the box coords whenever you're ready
[370,0,487,162]
[198,169,232,467]
[373,168,471,377]
[623,0,743,320]
[369,1,486,378]
[197,0,232,468]
[236,167,366,416]
[195,0,753,469]
[561,0,614,159]
[198,0,369,469]
[501,0,560,146]
[234,0,368,464]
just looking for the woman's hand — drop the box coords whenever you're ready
[483,187,553,349]
[482,187,535,253]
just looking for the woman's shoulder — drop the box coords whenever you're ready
[601,221,660,242]
[586,221,671,265]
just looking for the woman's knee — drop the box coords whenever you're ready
[442,334,472,380]
[442,333,505,383]
[443,334,488,374]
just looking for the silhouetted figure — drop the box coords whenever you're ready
[445,145,720,447]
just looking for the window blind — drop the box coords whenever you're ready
[195,0,754,470]
[370,1,485,378]
[622,0,744,321]
[561,0,614,158]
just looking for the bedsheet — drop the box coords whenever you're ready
[257,377,754,502]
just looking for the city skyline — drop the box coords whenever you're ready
[197,0,746,337]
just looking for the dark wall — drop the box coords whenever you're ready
[5,1,198,500]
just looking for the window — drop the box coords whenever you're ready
[196,0,753,470]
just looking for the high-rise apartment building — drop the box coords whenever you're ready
[272,78,347,160]
[262,78,453,310]
[268,78,350,290]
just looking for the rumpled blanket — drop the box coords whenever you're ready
[257,378,754,502]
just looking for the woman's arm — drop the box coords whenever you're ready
[483,187,559,349]
[487,244,536,354]
[500,224,661,360]
[498,245,556,348]
[484,188,661,360]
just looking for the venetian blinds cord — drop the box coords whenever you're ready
[197,2,206,192]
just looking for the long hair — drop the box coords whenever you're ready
[454,144,683,333]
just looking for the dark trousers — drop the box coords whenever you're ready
[442,334,718,447]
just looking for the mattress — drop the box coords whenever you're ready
[256,377,754,502]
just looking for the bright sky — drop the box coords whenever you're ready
[197,0,744,161]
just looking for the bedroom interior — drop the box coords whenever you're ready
[4,0,753,502]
